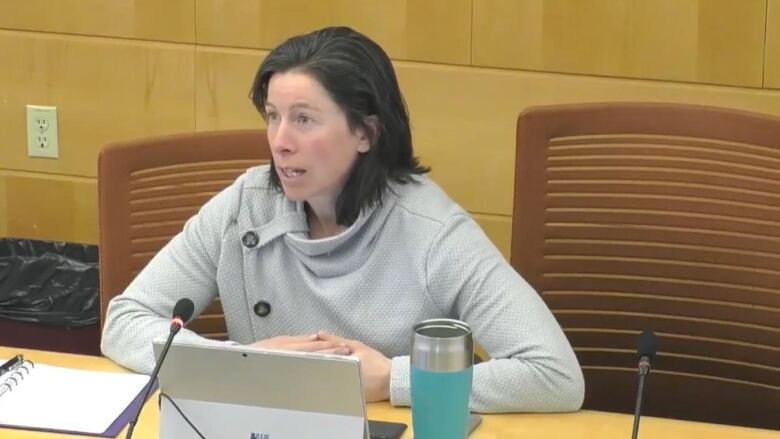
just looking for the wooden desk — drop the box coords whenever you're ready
[1,346,778,439]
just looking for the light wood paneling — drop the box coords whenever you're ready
[0,0,195,43]
[5,1,780,246]
[0,30,195,178]
[2,172,98,244]
[473,0,766,87]
[695,0,766,87]
[767,0,780,89]
[0,176,7,237]
[193,49,780,219]
[473,214,512,259]
[196,0,471,65]
[396,62,780,217]
[7,51,780,244]
[195,47,267,131]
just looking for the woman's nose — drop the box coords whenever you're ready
[269,121,295,154]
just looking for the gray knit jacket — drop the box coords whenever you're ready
[101,165,584,413]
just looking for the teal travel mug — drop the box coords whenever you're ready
[410,319,473,439]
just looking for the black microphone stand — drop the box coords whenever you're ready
[125,320,186,439]
[122,298,193,439]
[631,357,651,439]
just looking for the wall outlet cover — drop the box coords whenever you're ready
[27,105,59,159]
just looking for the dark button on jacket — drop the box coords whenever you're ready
[242,231,259,248]
[254,300,271,317]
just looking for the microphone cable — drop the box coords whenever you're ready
[158,392,207,439]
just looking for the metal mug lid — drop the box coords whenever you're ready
[411,319,473,372]
[414,318,472,339]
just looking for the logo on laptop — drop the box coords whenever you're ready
[250,434,269,439]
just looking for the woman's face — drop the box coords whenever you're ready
[265,71,370,208]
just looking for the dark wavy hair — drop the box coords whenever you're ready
[250,26,429,226]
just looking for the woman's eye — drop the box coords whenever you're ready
[296,114,312,124]
[266,111,279,122]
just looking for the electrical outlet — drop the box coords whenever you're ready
[27,105,59,159]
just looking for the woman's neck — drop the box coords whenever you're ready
[305,202,343,239]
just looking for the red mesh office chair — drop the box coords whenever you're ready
[98,130,270,338]
[512,102,780,429]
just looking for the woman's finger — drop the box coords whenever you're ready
[289,340,342,352]
[316,346,351,356]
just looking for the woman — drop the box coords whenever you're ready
[101,26,584,412]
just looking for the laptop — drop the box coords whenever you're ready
[153,340,403,439]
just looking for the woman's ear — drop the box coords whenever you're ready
[357,115,380,153]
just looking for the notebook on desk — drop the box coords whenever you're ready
[0,355,153,436]
[154,340,407,439]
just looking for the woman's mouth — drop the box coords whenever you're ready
[279,167,306,179]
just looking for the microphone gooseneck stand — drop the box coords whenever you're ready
[631,330,658,439]
[631,358,650,439]
[125,298,194,439]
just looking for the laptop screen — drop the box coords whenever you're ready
[154,340,367,438]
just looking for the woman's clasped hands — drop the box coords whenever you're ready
[250,330,391,402]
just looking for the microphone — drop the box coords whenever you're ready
[125,298,195,439]
[631,330,658,439]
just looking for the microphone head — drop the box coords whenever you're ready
[172,298,195,324]
[637,330,658,361]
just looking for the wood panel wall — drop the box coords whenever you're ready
[2,0,780,257]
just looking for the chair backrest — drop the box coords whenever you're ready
[512,102,780,430]
[98,130,271,339]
